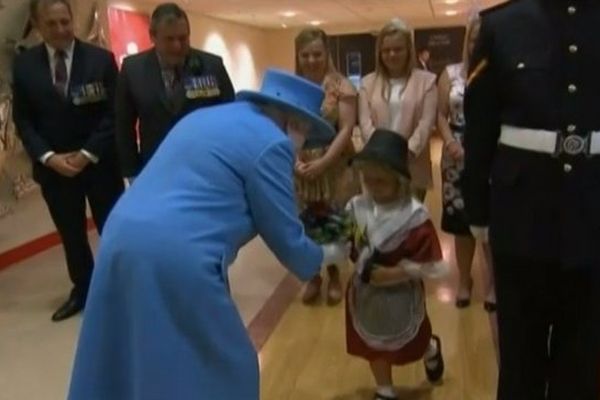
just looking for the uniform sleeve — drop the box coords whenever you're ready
[245,139,323,281]
[462,16,502,227]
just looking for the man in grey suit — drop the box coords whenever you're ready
[115,2,235,181]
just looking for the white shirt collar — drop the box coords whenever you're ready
[45,40,75,60]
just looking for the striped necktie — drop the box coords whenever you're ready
[54,49,67,96]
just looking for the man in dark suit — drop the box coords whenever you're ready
[416,47,431,71]
[463,0,600,399]
[12,0,124,321]
[116,3,235,181]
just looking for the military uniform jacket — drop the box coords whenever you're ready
[463,0,600,269]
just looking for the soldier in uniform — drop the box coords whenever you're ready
[463,0,600,399]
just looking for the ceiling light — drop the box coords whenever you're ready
[281,23,288,28]
[445,10,458,16]
[444,0,459,4]
[280,11,297,18]
[309,20,323,26]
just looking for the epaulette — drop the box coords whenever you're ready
[480,0,519,17]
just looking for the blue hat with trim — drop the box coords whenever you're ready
[236,68,335,142]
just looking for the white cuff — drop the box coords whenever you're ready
[321,243,349,267]
[125,176,136,187]
[400,259,449,280]
[40,151,55,164]
[81,149,99,164]
[470,226,489,242]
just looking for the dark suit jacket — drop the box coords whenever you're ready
[11,39,119,185]
[115,48,235,177]
[463,0,600,269]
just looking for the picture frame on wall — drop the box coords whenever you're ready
[345,51,362,89]
[413,26,466,76]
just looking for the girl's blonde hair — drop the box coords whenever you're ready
[374,18,417,101]
[462,13,481,73]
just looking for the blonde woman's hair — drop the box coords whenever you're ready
[294,27,338,78]
[374,18,417,101]
[462,13,481,72]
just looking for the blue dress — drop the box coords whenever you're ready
[67,101,323,400]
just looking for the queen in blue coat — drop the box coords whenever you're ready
[67,69,344,399]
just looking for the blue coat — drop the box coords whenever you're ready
[67,101,323,399]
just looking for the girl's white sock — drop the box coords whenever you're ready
[376,385,397,398]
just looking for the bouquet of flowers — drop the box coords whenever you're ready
[299,203,354,245]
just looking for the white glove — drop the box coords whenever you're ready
[321,243,349,267]
[470,225,489,243]
[125,176,136,188]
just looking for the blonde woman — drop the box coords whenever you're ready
[437,15,496,311]
[294,28,358,305]
[358,18,437,201]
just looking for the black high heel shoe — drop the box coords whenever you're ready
[484,301,497,313]
[455,279,473,309]
[455,297,471,308]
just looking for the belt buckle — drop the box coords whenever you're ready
[555,133,588,157]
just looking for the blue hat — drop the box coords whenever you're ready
[236,68,335,143]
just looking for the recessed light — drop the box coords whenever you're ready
[280,11,297,18]
[445,9,458,16]
[309,20,323,26]
[444,0,459,4]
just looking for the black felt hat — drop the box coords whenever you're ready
[351,129,411,180]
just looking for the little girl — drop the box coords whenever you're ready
[343,129,448,400]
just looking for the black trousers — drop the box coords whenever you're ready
[493,252,600,400]
[39,162,123,300]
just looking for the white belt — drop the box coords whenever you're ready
[499,125,600,156]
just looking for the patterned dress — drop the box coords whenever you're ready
[296,73,358,245]
[441,63,470,236]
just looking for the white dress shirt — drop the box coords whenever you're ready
[40,41,99,165]
[46,41,75,90]
[388,78,407,136]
